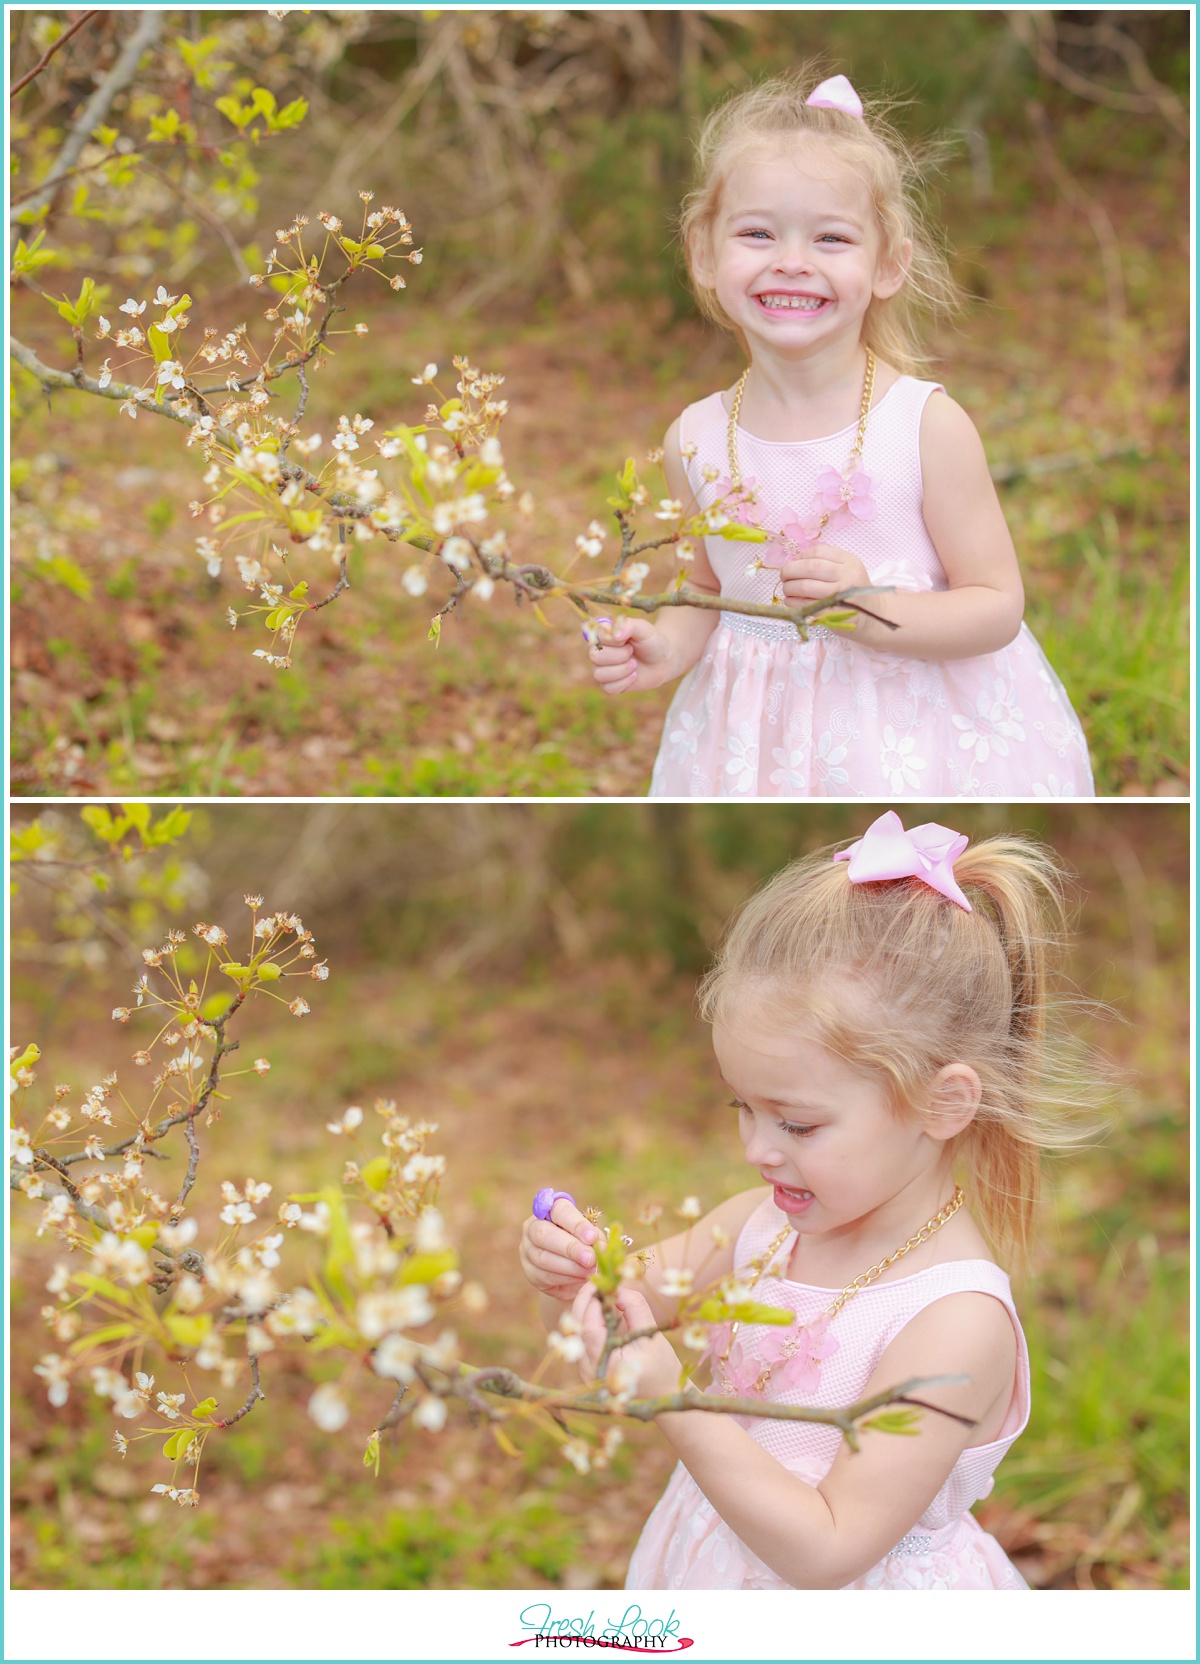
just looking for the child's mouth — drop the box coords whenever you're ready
[772,1182,815,1213]
[756,294,828,313]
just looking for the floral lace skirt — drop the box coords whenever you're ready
[648,614,1093,799]
[625,1460,1029,1591]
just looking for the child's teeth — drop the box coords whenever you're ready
[762,296,823,310]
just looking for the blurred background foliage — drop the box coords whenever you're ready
[8,8,1191,796]
[9,800,1190,1589]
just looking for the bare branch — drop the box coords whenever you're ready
[13,10,165,226]
[212,1356,265,1428]
[136,156,253,283]
[374,1384,410,1433]
[10,11,102,101]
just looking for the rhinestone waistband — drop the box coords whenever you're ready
[889,1532,934,1559]
[718,609,835,644]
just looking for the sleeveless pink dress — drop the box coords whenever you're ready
[648,379,1094,798]
[625,1195,1031,1590]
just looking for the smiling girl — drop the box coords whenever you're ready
[586,71,1093,798]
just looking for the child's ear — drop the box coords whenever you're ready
[688,225,716,289]
[873,235,912,301]
[924,1062,982,1139]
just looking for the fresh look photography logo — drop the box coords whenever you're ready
[510,1603,693,1652]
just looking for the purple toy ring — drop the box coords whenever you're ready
[532,1187,575,1220]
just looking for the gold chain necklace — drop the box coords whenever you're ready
[718,1182,965,1396]
[725,350,877,604]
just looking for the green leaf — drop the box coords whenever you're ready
[73,1273,135,1308]
[121,802,151,834]
[360,1157,391,1192]
[275,96,309,130]
[44,276,97,329]
[288,581,309,601]
[320,1185,354,1302]
[590,1224,627,1293]
[860,1409,923,1436]
[398,1249,458,1285]
[143,805,192,847]
[80,805,120,843]
[214,95,249,129]
[191,1397,218,1418]
[165,1313,212,1349]
[362,243,386,258]
[148,109,183,143]
[68,1322,136,1353]
[718,522,768,542]
[163,1429,191,1460]
[363,1430,381,1476]
[146,324,173,363]
[200,993,233,1021]
[264,606,288,632]
[249,87,277,119]
[693,1297,793,1326]
[428,616,442,647]
[12,231,57,277]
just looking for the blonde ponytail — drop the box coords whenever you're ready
[699,836,1106,1273]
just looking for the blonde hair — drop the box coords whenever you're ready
[698,835,1103,1274]
[681,69,961,375]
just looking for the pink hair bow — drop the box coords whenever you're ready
[834,811,973,912]
[805,74,864,122]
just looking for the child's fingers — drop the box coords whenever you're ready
[570,1282,606,1347]
[781,576,838,602]
[534,1248,594,1286]
[589,643,636,667]
[614,1284,657,1330]
[593,660,638,689]
[525,1218,597,1271]
[597,666,639,696]
[546,1196,603,1249]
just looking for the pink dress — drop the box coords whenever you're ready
[648,379,1094,798]
[625,1195,1030,1590]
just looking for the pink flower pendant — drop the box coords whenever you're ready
[759,513,823,570]
[765,1317,840,1397]
[815,465,877,521]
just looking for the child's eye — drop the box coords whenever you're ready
[779,1120,818,1139]
[738,228,771,240]
[817,233,849,244]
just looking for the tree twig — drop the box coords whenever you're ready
[10,12,102,101]
[13,10,165,226]
[212,1356,264,1427]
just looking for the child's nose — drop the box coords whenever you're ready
[773,242,813,275]
[742,1123,784,1166]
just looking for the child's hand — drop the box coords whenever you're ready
[587,617,675,695]
[520,1196,604,1304]
[571,1282,683,1399]
[779,543,870,604]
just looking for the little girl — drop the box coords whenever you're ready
[520,811,1089,1589]
[588,72,1094,798]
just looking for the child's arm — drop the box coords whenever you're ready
[588,418,721,696]
[780,394,1025,662]
[519,1186,765,1334]
[578,1281,1017,1589]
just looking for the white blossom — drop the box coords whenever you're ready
[307,1382,350,1432]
